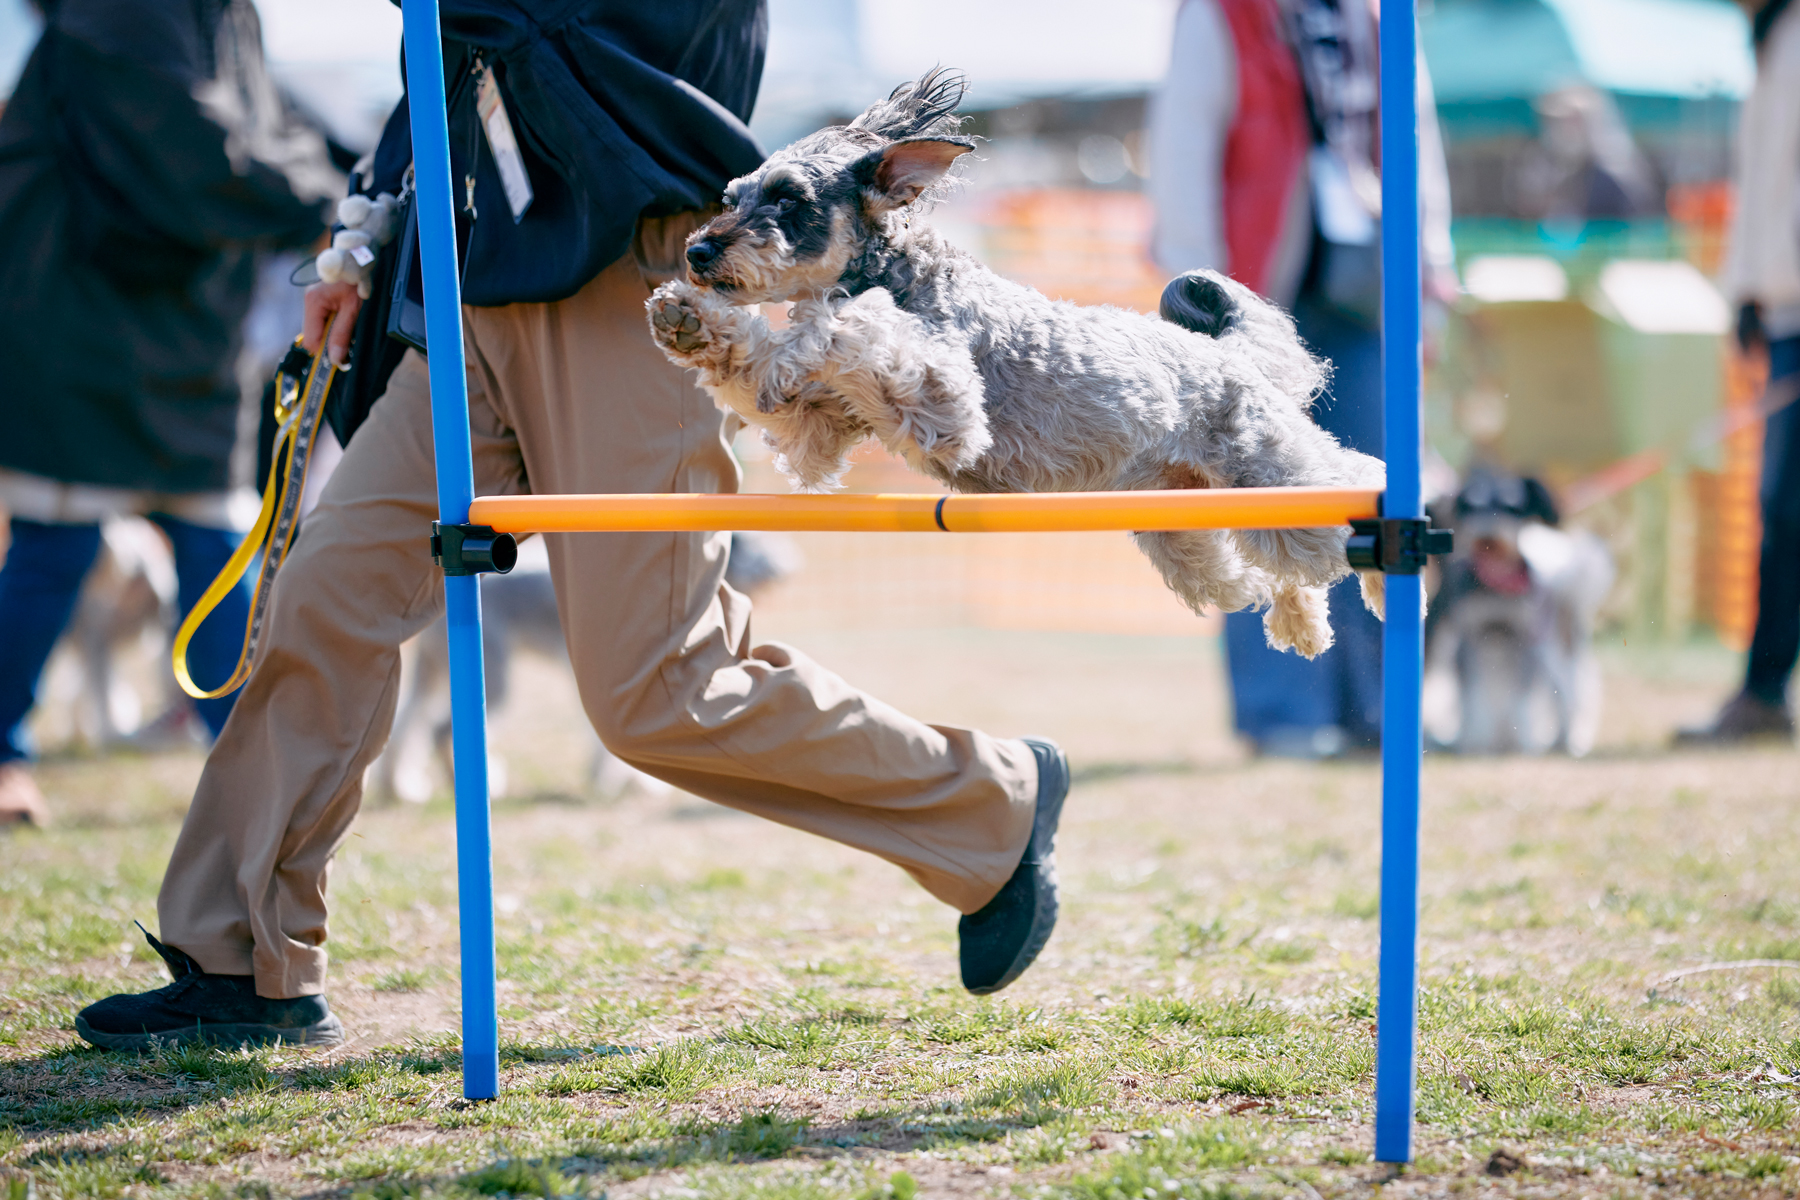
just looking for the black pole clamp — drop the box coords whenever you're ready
[432,522,518,576]
[1345,518,1453,575]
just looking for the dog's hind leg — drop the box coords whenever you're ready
[1357,570,1386,619]
[1131,529,1271,618]
[1135,529,1332,657]
[1264,584,1335,658]
[1169,381,1388,605]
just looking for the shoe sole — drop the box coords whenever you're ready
[75,1013,346,1052]
[965,864,1059,996]
[966,739,1069,996]
[1672,732,1794,748]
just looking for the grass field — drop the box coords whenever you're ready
[3,625,1799,1199]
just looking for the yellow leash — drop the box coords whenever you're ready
[172,319,339,699]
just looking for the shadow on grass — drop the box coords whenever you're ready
[334,1106,1072,1200]
[0,1036,588,1141]
[333,1111,1278,1200]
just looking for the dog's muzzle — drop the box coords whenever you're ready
[686,238,723,274]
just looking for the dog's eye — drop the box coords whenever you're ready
[775,197,797,215]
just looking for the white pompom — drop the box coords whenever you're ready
[369,201,397,244]
[338,194,374,229]
[333,229,373,252]
[363,194,399,244]
[316,248,349,283]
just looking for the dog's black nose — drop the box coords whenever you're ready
[686,239,722,271]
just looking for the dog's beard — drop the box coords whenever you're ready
[688,270,747,299]
[691,212,857,305]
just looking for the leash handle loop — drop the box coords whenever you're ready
[171,315,338,699]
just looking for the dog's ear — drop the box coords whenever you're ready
[859,138,975,209]
[1521,477,1561,526]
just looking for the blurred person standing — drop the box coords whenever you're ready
[1509,84,1662,223]
[1145,0,1454,757]
[1678,0,1800,744]
[0,0,336,824]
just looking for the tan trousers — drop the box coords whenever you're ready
[158,214,1036,999]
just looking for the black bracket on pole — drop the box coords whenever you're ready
[432,522,518,576]
[1345,518,1453,575]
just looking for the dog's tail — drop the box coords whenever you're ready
[1158,269,1330,405]
[1158,271,1240,337]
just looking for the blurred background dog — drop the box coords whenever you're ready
[32,518,208,755]
[1423,469,1615,756]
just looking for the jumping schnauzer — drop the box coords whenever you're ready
[647,70,1387,657]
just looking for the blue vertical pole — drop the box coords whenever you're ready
[1374,0,1423,1165]
[399,0,500,1100]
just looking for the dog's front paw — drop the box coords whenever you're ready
[648,285,712,360]
[756,378,829,416]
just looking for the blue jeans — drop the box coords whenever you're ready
[0,514,249,762]
[1223,295,1384,749]
[1745,335,1800,706]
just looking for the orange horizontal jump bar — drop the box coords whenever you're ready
[467,487,1382,534]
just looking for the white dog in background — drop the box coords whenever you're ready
[1422,470,1613,756]
[35,518,202,752]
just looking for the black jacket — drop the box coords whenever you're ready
[367,0,767,307]
[0,0,332,493]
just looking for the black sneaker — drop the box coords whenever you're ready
[75,925,344,1051]
[959,737,1070,995]
[1672,691,1795,747]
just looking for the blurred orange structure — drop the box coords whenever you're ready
[1696,350,1766,650]
[1668,181,1733,277]
[971,189,1168,313]
[1671,181,1762,649]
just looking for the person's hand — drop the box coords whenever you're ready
[1736,301,1766,356]
[303,281,362,366]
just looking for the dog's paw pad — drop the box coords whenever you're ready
[650,294,708,354]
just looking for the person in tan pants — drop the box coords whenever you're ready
[74,207,1073,1050]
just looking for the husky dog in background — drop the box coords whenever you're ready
[1423,469,1613,756]
[647,69,1386,659]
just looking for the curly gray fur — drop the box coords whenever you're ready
[647,69,1388,656]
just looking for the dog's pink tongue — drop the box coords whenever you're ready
[1474,554,1532,596]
